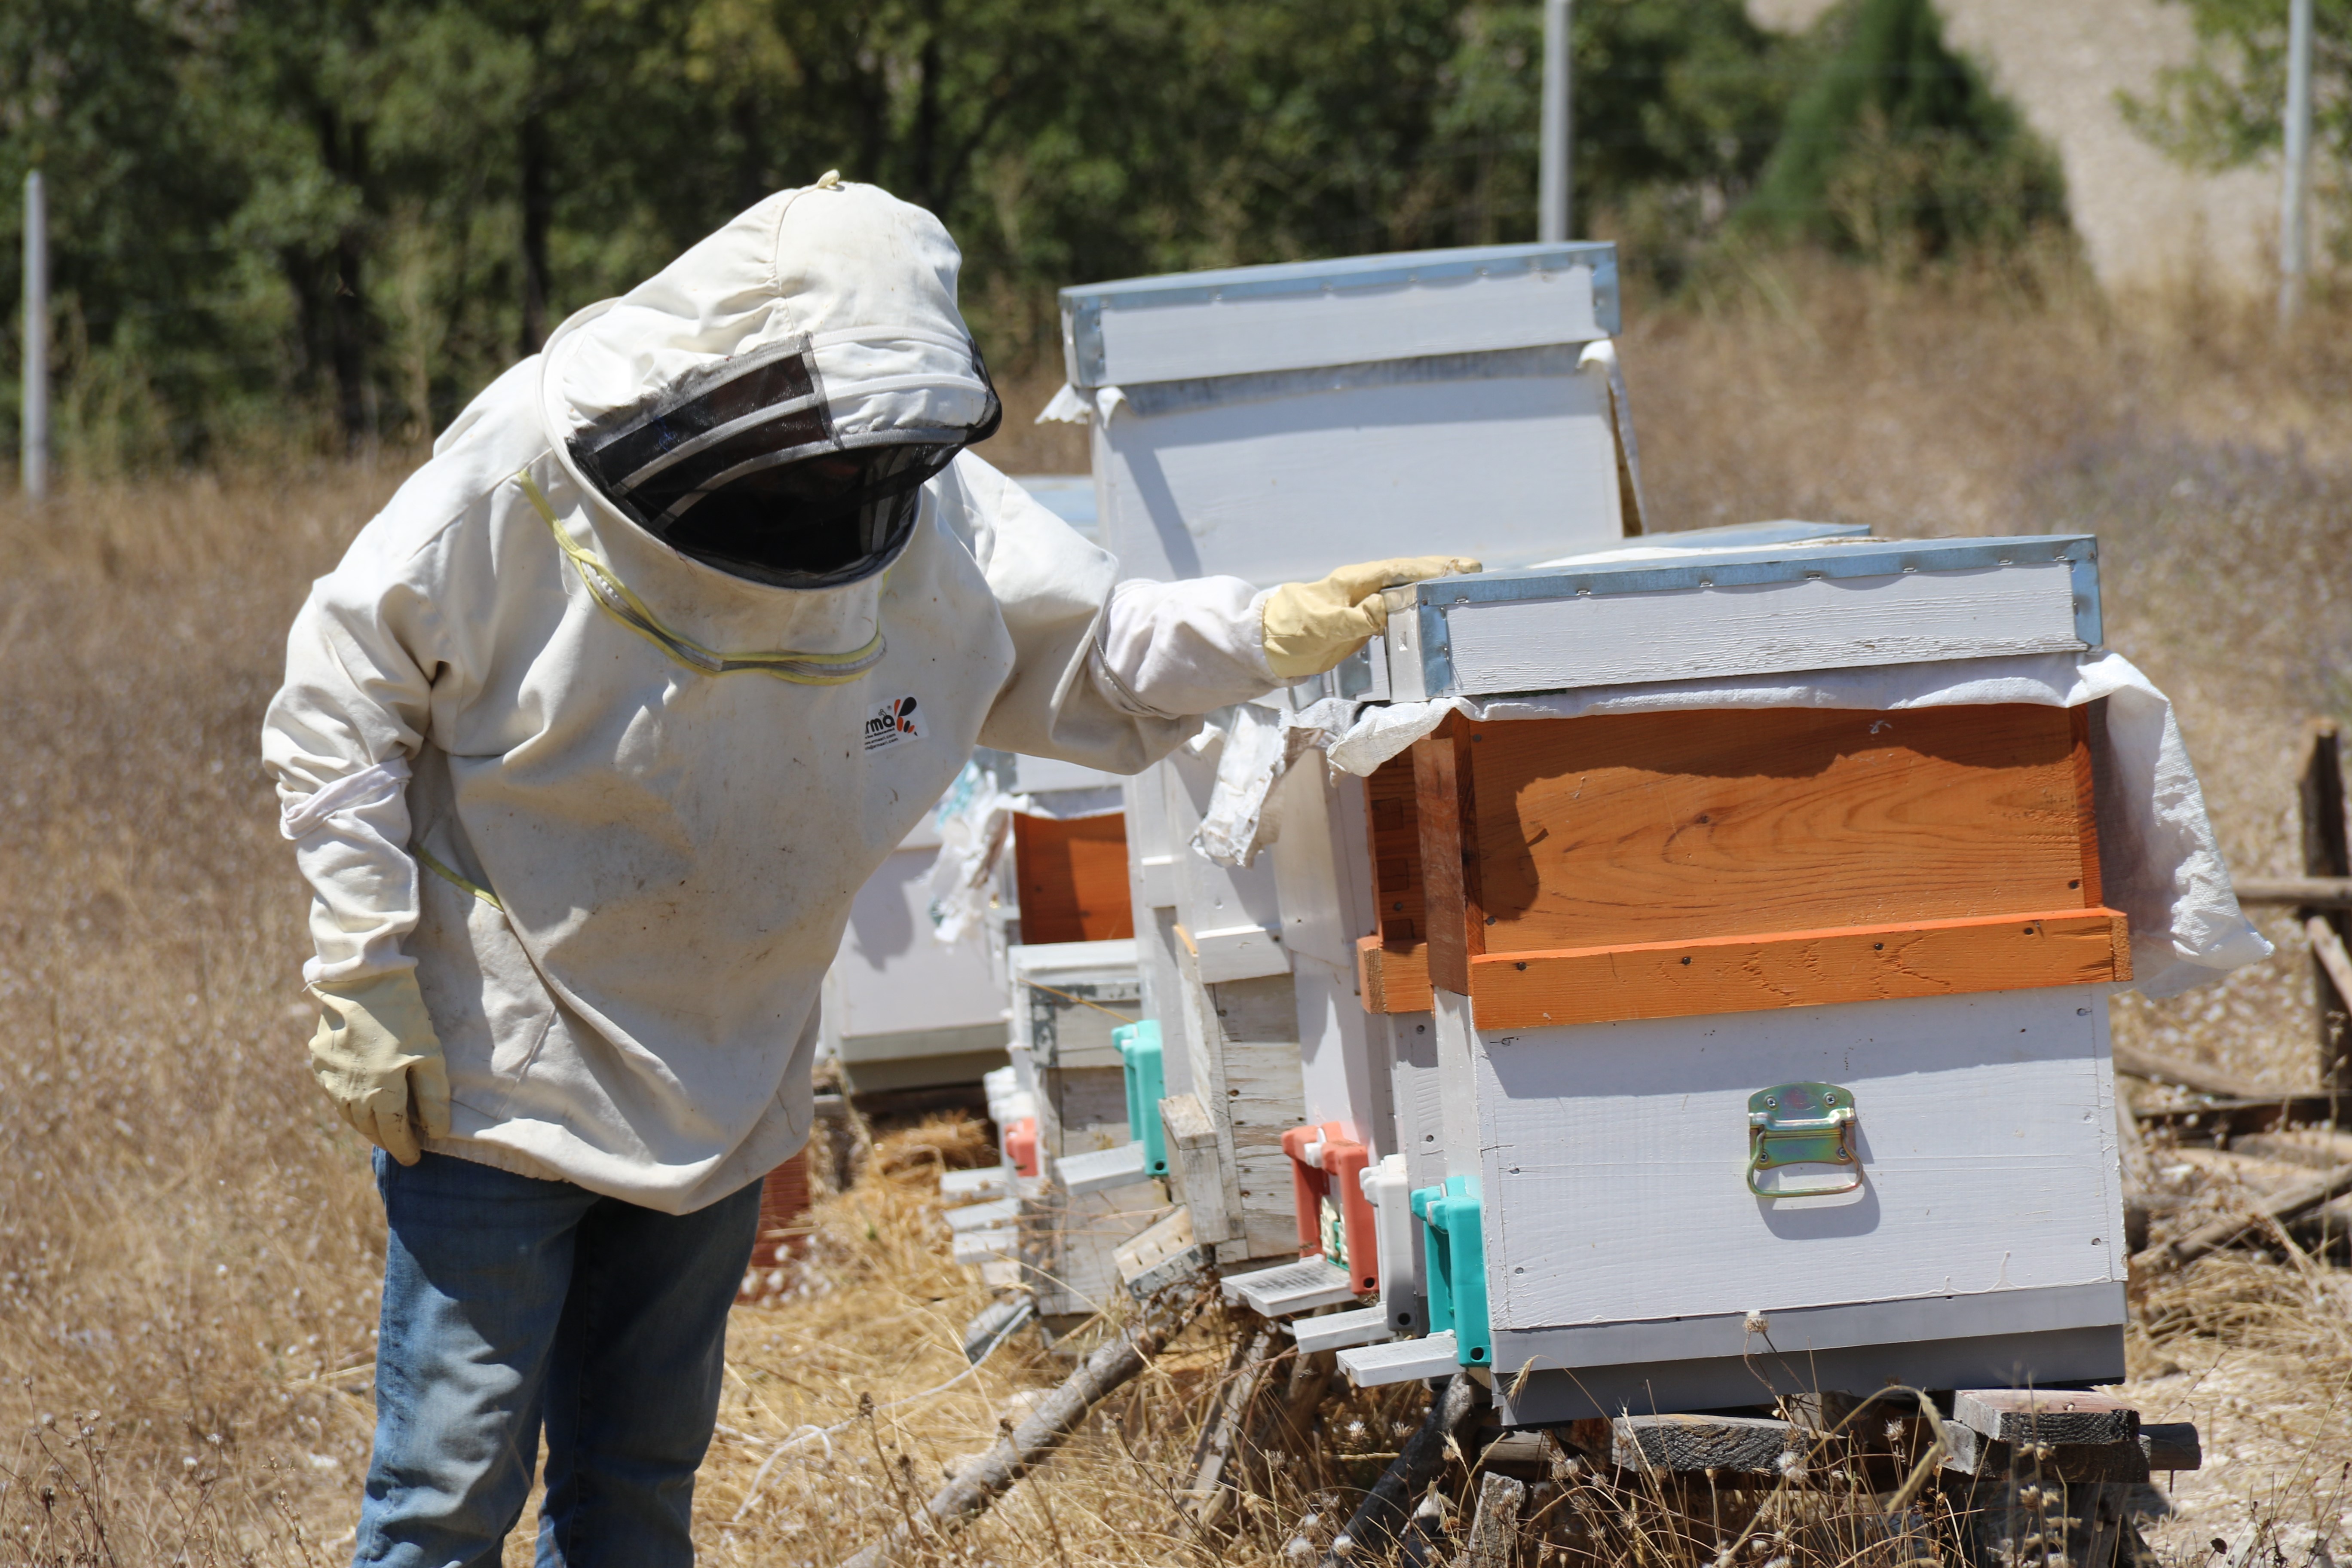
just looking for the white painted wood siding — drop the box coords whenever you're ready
[1091,264,1606,386]
[1432,562,2082,697]
[1474,988,2127,1332]
[1096,374,1623,588]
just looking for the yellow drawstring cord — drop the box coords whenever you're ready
[517,471,885,684]
[416,845,503,911]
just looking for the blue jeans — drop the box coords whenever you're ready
[355,1151,763,1567]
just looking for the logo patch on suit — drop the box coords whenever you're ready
[862,696,923,751]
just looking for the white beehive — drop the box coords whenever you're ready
[1325,535,2250,1419]
[1058,242,1641,589]
[1056,242,1650,1297]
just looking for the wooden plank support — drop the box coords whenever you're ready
[1468,908,2130,1030]
[1161,1093,1237,1248]
[1454,1470,1525,1568]
[2303,720,2351,1092]
[1937,1415,2199,1482]
[2142,1422,2203,1472]
[1951,1389,2138,1448]
[1570,1413,1803,1475]
[1357,936,1433,1014]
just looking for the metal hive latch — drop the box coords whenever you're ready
[1746,1081,1860,1198]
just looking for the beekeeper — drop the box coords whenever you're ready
[262,174,1473,1565]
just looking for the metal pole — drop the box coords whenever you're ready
[22,169,46,502]
[2279,0,2314,330]
[1538,0,1571,243]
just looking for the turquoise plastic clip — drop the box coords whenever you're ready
[1113,1021,1167,1177]
[1411,1176,1489,1366]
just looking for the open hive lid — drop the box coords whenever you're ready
[1371,530,2101,702]
[1058,242,1620,389]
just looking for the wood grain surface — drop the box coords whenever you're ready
[1013,812,1135,944]
[1355,936,1434,1014]
[1469,907,2129,1029]
[1412,719,1483,993]
[1364,753,1425,948]
[1467,704,2095,951]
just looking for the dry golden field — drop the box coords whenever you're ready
[0,257,2348,1564]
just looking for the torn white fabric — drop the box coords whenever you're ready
[1036,383,1090,425]
[923,762,1125,946]
[1283,649,2270,1001]
[927,762,1015,946]
[1194,703,1294,867]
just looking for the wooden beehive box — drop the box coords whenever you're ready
[1383,695,2132,1420]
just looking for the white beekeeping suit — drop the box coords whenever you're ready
[262,179,1351,1214]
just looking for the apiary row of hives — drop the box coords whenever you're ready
[898,241,2263,1446]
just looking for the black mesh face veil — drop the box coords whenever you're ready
[569,335,1003,589]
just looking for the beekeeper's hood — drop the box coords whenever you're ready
[540,174,1001,589]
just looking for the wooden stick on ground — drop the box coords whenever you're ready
[2143,1160,2352,1269]
[1320,1372,1489,1567]
[2307,916,2352,1014]
[840,1287,1210,1568]
[1179,1318,1275,1537]
[2111,1042,2295,1102]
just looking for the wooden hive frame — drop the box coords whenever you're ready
[1356,754,1435,1014]
[1404,702,2128,1029]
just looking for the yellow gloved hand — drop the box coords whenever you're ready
[307,971,452,1167]
[1261,556,1483,679]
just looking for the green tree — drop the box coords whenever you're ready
[1744,0,2069,262]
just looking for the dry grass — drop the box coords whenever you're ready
[0,259,2346,1563]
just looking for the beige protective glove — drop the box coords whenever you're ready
[1261,556,1483,679]
[307,971,452,1166]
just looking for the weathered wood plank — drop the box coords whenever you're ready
[1012,812,1134,944]
[1468,908,2129,1029]
[1161,1093,1236,1248]
[1413,719,1482,995]
[1584,1413,1803,1475]
[1366,753,1426,948]
[1467,705,2095,952]
[1357,936,1434,1014]
[2071,702,2106,908]
[1951,1388,2138,1447]
[1454,1470,1524,1568]
[2142,1422,2202,1471]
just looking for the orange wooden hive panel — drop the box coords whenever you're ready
[1013,812,1136,945]
[1409,704,2127,1027]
